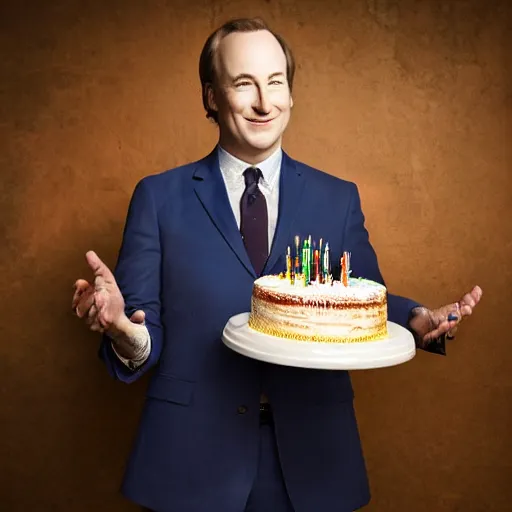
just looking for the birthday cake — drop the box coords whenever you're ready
[248,238,388,343]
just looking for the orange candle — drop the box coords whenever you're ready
[341,253,348,286]
[286,246,292,283]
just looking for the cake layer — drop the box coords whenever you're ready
[248,276,388,343]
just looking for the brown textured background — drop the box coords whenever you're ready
[1,0,511,510]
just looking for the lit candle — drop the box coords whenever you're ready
[314,249,320,282]
[308,235,312,283]
[294,235,301,278]
[302,240,309,285]
[323,242,330,283]
[318,238,323,283]
[341,252,348,286]
[286,246,292,284]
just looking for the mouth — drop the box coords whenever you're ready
[247,118,275,125]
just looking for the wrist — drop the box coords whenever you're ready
[407,307,429,347]
[107,313,150,361]
[106,313,134,340]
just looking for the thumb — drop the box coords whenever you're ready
[86,250,114,281]
[130,309,146,325]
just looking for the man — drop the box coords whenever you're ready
[72,18,482,512]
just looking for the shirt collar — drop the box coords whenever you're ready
[217,145,282,190]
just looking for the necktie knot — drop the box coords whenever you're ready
[243,167,262,187]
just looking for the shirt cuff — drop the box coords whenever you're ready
[110,324,151,370]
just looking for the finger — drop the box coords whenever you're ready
[423,318,457,343]
[446,325,458,340]
[130,310,146,324]
[444,302,465,324]
[470,285,483,303]
[85,251,115,283]
[459,285,483,311]
[72,280,91,308]
[459,302,473,318]
[447,309,460,323]
[432,305,459,326]
[90,320,105,333]
[86,304,98,325]
[96,302,111,329]
[74,279,90,292]
[89,305,106,331]
[460,293,476,310]
[75,290,95,318]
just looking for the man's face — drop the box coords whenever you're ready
[210,30,293,162]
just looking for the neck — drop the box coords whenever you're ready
[218,139,281,165]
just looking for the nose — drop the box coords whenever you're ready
[253,86,271,115]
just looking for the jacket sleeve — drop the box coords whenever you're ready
[98,177,164,383]
[342,182,422,329]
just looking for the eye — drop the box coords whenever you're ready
[235,81,252,88]
[269,80,284,86]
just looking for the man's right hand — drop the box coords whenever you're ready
[72,251,149,362]
[72,251,129,335]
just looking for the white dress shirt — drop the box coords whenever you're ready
[113,145,283,369]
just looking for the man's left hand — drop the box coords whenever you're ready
[408,285,483,349]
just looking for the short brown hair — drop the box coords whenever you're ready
[199,18,296,123]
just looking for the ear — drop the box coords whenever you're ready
[206,83,218,113]
[290,95,294,108]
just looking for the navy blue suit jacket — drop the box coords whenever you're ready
[99,149,420,512]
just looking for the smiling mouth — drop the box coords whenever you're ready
[247,118,275,124]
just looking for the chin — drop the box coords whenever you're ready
[244,132,282,152]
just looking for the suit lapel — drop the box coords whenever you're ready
[193,150,256,278]
[264,152,305,274]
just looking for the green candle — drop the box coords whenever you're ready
[302,239,309,284]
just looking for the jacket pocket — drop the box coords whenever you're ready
[146,373,196,406]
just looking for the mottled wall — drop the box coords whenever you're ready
[1,0,510,510]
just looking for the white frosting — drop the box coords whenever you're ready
[255,275,385,301]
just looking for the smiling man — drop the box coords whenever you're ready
[72,18,482,512]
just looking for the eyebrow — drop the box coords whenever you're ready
[232,72,285,82]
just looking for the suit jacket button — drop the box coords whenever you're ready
[237,405,248,415]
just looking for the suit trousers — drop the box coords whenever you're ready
[143,416,294,512]
[244,419,295,512]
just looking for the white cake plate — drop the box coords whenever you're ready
[222,313,416,370]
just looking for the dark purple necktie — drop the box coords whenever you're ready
[240,167,268,275]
